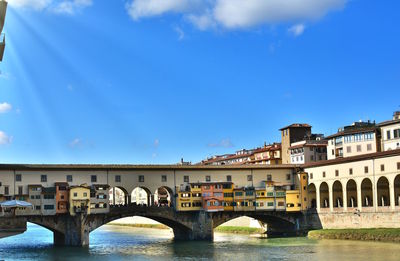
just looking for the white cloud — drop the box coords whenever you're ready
[8,0,92,14]
[174,26,185,40]
[154,138,160,148]
[127,0,346,31]
[208,138,234,148]
[69,138,82,148]
[0,102,12,113]
[0,131,12,145]
[288,23,305,37]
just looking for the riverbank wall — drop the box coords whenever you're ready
[308,228,400,242]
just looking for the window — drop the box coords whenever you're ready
[357,145,361,152]
[18,186,23,195]
[91,175,97,183]
[387,130,391,140]
[139,175,144,182]
[206,176,211,182]
[16,174,22,182]
[365,166,369,174]
[83,192,87,197]
[310,173,313,179]
[35,206,41,210]
[323,171,326,178]
[226,175,232,182]
[381,164,385,172]
[115,175,121,183]
[4,186,9,195]
[394,129,400,139]
[332,149,334,156]
[44,205,54,210]
[61,195,65,199]
[367,144,372,151]
[247,175,252,181]
[286,174,291,181]
[162,175,167,182]
[73,192,78,197]
[41,175,47,182]
[267,174,272,181]
[184,176,189,183]
[66,175,73,182]
[310,155,314,161]
[398,162,400,170]
[235,192,243,197]
[349,168,353,175]
[267,202,274,207]
[346,146,351,153]
[335,170,339,177]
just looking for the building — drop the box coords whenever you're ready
[69,185,90,216]
[28,185,43,215]
[176,183,203,211]
[378,111,400,151]
[233,187,256,211]
[326,121,380,160]
[200,182,224,212]
[0,0,7,62]
[222,182,234,211]
[280,124,312,164]
[42,187,56,215]
[289,138,327,164]
[248,143,282,165]
[55,182,69,214]
[90,184,110,214]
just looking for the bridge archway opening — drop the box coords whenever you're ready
[131,187,152,206]
[154,186,173,207]
[361,178,373,207]
[394,175,400,206]
[346,179,357,208]
[214,216,265,234]
[332,181,343,208]
[109,187,129,206]
[308,183,317,209]
[319,182,329,208]
[377,176,390,207]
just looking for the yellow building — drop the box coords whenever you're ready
[69,185,91,216]
[286,172,308,212]
[176,183,202,211]
[222,182,234,211]
[275,187,286,211]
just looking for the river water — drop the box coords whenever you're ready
[0,223,399,261]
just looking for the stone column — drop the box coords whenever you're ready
[373,178,378,212]
[342,182,348,212]
[174,211,213,241]
[54,214,90,247]
[316,183,321,213]
[357,181,362,212]
[329,183,334,212]
[390,182,395,211]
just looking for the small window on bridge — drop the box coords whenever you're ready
[247,175,252,181]
[162,175,167,182]
[335,170,339,177]
[309,173,313,179]
[206,176,211,182]
[66,175,73,182]
[139,175,144,182]
[349,168,353,175]
[322,172,326,178]
[365,166,369,173]
[91,175,97,183]
[41,175,47,182]
[381,164,385,172]
[184,176,189,182]
[16,174,22,182]
[226,175,232,182]
[267,174,272,181]
[115,175,121,182]
[286,174,291,181]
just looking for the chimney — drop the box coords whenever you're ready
[394,111,400,120]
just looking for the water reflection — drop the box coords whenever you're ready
[0,223,399,261]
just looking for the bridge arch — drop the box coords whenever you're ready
[131,187,152,206]
[395,174,400,206]
[319,182,329,209]
[332,181,343,208]
[346,179,357,208]
[361,178,373,207]
[308,183,317,209]
[154,186,174,207]
[377,176,390,207]
[109,186,129,206]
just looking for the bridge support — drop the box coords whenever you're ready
[174,211,214,240]
[53,215,90,247]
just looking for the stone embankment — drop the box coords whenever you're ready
[308,229,400,242]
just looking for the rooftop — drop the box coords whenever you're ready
[279,123,312,131]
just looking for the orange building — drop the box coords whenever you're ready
[200,182,224,212]
[55,182,69,214]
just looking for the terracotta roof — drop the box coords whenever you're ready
[325,126,378,139]
[279,123,311,131]
[377,119,400,127]
[303,149,400,168]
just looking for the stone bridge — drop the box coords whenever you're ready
[3,206,314,246]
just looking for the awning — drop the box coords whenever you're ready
[0,200,33,208]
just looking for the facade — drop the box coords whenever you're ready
[55,182,69,214]
[289,139,327,164]
[69,185,91,216]
[28,185,42,215]
[326,121,380,160]
[378,111,400,151]
[280,124,312,164]
[248,143,282,165]
[42,187,56,215]
[90,184,110,214]
[0,0,7,62]
[201,182,224,212]
[222,182,234,211]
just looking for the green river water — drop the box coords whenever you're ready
[0,223,399,260]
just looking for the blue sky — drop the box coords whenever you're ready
[0,0,399,164]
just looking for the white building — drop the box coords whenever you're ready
[378,111,400,151]
[326,121,380,160]
[290,140,327,164]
